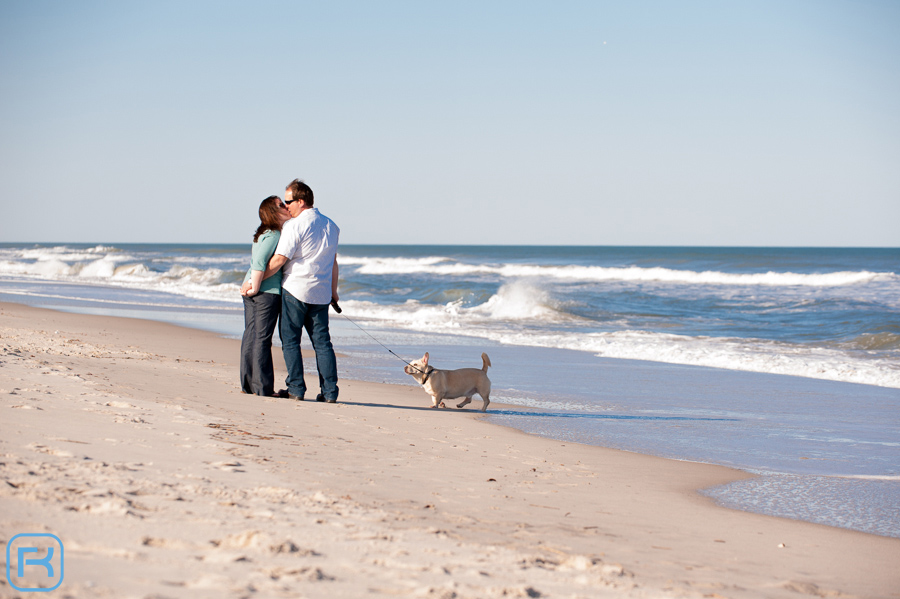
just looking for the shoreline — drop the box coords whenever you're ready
[2,301,899,598]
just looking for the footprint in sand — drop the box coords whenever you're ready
[27,443,74,457]
[106,400,138,409]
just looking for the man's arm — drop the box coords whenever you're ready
[264,254,288,281]
[331,258,339,303]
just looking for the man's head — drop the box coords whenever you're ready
[284,179,314,218]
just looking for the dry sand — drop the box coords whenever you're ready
[1,301,898,598]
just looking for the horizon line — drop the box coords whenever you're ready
[2,241,899,250]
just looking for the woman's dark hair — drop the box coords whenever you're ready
[253,195,284,242]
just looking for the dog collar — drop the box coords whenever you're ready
[421,366,435,385]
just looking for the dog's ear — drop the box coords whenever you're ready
[423,352,429,365]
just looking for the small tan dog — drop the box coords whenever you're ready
[404,352,492,412]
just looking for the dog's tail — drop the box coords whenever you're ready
[481,352,491,372]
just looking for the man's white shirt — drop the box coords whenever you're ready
[274,207,340,304]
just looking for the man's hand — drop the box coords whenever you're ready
[331,259,339,303]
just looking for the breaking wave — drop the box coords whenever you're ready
[340,256,893,287]
[339,296,900,389]
[0,245,244,304]
[2,244,897,389]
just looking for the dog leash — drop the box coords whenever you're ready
[331,301,434,381]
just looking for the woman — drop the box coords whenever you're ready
[239,195,291,397]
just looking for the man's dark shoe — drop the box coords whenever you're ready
[316,393,337,404]
[288,393,304,401]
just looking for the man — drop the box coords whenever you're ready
[264,179,340,403]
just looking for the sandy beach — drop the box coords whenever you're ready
[1,301,898,598]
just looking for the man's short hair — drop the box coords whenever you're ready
[286,179,314,207]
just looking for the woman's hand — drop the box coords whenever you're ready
[242,271,264,297]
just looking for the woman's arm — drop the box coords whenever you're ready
[243,232,284,296]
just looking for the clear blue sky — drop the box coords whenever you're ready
[1,1,898,246]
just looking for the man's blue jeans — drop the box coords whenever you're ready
[280,290,339,401]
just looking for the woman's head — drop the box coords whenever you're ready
[253,195,289,242]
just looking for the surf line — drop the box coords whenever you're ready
[330,301,428,376]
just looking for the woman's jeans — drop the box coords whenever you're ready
[240,292,281,396]
[280,290,339,401]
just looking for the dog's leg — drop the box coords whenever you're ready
[480,392,490,412]
[457,396,472,409]
[430,395,440,409]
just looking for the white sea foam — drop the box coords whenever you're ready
[339,281,566,329]
[469,280,562,321]
[339,255,893,287]
[338,292,900,389]
[499,329,900,389]
[16,245,119,262]
[78,255,121,278]
[3,245,897,388]
[0,289,238,311]
[827,474,900,481]
[166,255,247,266]
[0,258,76,278]
[0,247,244,305]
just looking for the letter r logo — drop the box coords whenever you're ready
[6,534,64,592]
[18,546,55,578]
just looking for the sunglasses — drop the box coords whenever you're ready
[278,203,288,209]
[284,198,300,206]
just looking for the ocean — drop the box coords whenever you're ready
[1,243,898,537]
